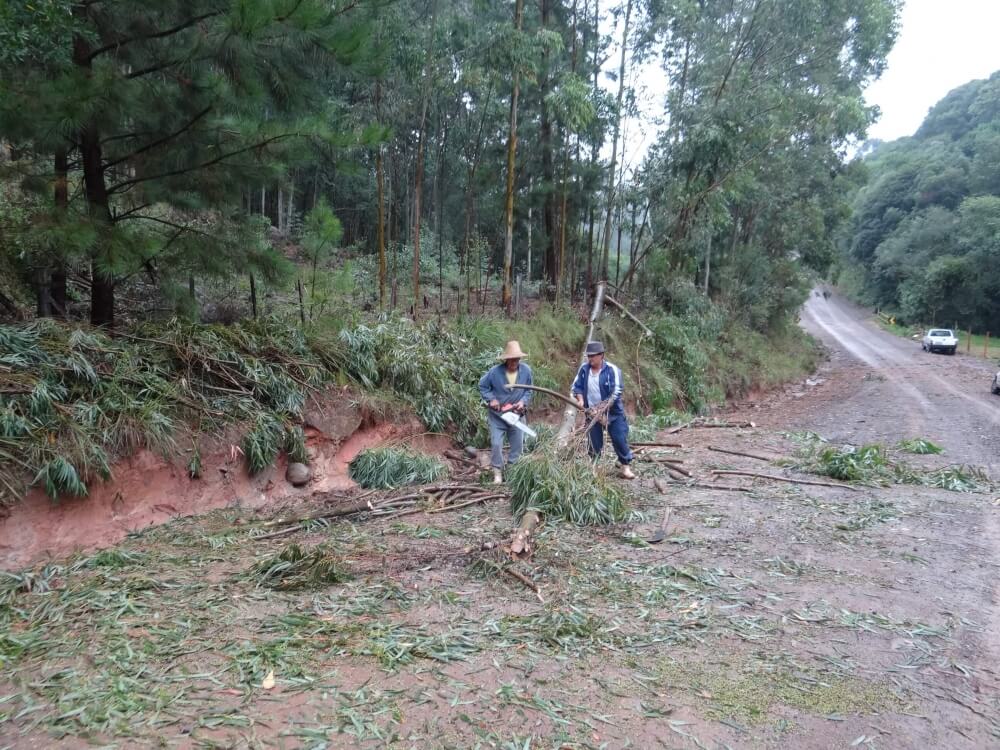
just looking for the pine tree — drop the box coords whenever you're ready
[1,0,369,326]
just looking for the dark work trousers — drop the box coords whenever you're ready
[587,415,633,465]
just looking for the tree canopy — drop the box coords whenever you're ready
[1,0,900,332]
[838,70,1000,331]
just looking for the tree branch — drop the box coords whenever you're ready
[104,106,212,171]
[107,133,300,194]
[111,203,152,222]
[87,12,224,61]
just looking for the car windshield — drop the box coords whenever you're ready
[929,330,952,337]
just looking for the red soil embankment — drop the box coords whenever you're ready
[0,398,416,569]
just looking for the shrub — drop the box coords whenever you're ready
[506,449,628,525]
[348,447,447,489]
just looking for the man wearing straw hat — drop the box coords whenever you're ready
[571,340,636,479]
[478,340,533,483]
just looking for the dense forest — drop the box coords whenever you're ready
[0,0,898,330]
[0,0,902,501]
[837,71,1000,332]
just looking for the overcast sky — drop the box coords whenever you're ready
[611,0,1000,176]
[864,0,1000,142]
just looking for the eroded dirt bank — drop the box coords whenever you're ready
[0,398,420,569]
[1,293,998,749]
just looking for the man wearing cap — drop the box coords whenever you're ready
[478,341,533,483]
[571,341,636,479]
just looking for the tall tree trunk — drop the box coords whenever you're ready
[539,0,557,298]
[462,172,474,314]
[601,0,632,282]
[586,204,596,292]
[411,0,439,319]
[621,198,649,291]
[51,146,69,315]
[557,127,569,305]
[38,149,70,317]
[82,123,115,327]
[461,83,493,315]
[586,0,600,294]
[249,274,258,319]
[435,116,449,310]
[35,268,51,319]
[557,0,579,306]
[703,235,712,295]
[73,34,116,326]
[277,187,284,233]
[390,155,399,311]
[376,146,387,311]
[614,197,624,287]
[501,0,525,311]
[526,186,533,284]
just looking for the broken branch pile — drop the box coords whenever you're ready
[253,483,505,540]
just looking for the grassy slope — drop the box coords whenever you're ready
[0,306,819,506]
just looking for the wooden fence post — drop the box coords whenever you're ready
[515,273,522,320]
[986,332,990,358]
[249,274,258,320]
[296,279,306,325]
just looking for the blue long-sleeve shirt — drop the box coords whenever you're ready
[478,363,533,407]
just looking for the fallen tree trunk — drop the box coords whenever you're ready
[510,281,607,558]
[711,470,859,492]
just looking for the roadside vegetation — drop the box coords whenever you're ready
[0,295,818,506]
[835,71,1000,335]
[791,432,993,493]
[873,318,1000,361]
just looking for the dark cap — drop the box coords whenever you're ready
[585,341,605,356]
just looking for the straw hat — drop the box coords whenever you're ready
[497,340,528,361]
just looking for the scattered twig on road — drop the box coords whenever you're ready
[711,470,860,492]
[708,445,783,462]
[665,419,755,434]
[425,494,506,513]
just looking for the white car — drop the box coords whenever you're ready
[922,329,958,355]
[992,371,1000,395]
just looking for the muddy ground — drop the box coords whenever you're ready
[1,293,998,749]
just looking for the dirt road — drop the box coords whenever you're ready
[799,291,1000,474]
[1,293,998,749]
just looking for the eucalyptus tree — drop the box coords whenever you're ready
[627,0,899,328]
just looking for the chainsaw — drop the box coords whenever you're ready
[486,402,537,438]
